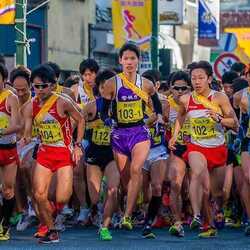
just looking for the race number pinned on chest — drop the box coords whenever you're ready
[0,114,9,130]
[190,117,216,139]
[117,100,143,123]
[92,127,111,146]
[39,122,63,144]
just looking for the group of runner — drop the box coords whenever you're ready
[0,43,249,244]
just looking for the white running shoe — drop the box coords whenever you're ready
[55,214,66,232]
[77,208,90,224]
[16,213,36,231]
[61,205,74,217]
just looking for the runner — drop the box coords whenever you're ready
[10,66,37,231]
[84,69,120,240]
[169,61,238,238]
[70,59,100,225]
[22,64,84,243]
[237,65,250,235]
[100,43,164,231]
[167,71,191,237]
[0,63,21,241]
[141,70,168,239]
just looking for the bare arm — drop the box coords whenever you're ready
[102,77,116,100]
[216,93,239,130]
[4,94,22,135]
[22,102,33,143]
[63,99,85,144]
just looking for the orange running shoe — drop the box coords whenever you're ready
[34,224,49,238]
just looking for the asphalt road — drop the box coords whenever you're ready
[0,226,250,250]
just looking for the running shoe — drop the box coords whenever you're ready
[111,213,122,229]
[34,224,49,238]
[169,222,184,237]
[61,205,74,217]
[121,216,133,230]
[54,214,66,232]
[38,230,59,244]
[152,216,168,228]
[214,211,225,229]
[99,227,112,241]
[142,225,156,239]
[245,224,250,236]
[16,213,37,231]
[10,212,22,226]
[190,215,202,230]
[229,219,241,229]
[0,228,10,241]
[77,208,90,225]
[198,227,217,238]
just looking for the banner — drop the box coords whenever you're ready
[198,0,220,47]
[112,0,151,50]
[158,0,183,25]
[0,0,15,25]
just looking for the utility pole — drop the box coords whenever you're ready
[151,0,158,70]
[15,0,27,66]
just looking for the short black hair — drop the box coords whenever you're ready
[64,75,80,88]
[79,59,99,75]
[233,77,249,92]
[142,70,161,86]
[10,66,31,86]
[170,70,190,86]
[231,62,245,74]
[31,64,56,84]
[45,62,61,79]
[0,63,8,81]
[119,42,140,59]
[221,70,238,85]
[190,61,213,77]
[95,70,116,89]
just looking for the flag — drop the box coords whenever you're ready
[0,0,15,25]
[112,0,151,50]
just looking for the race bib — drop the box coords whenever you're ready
[92,127,110,146]
[0,115,9,130]
[117,100,143,123]
[149,127,161,146]
[190,117,216,139]
[39,122,63,144]
[171,120,190,144]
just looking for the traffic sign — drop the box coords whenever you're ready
[213,52,240,79]
[218,33,237,52]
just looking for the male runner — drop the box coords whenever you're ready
[22,64,84,243]
[84,70,120,240]
[169,61,238,238]
[141,70,168,239]
[100,43,164,230]
[0,63,21,241]
[167,71,191,237]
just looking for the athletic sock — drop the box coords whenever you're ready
[144,196,161,226]
[2,197,16,228]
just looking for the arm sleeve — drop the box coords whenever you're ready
[151,93,162,115]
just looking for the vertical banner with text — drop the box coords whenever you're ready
[112,0,152,50]
[198,0,219,47]
[0,0,15,25]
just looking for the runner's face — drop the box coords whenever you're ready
[191,68,211,94]
[119,50,139,74]
[82,69,96,88]
[171,80,189,99]
[32,77,52,100]
[13,77,30,99]
[223,83,234,98]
